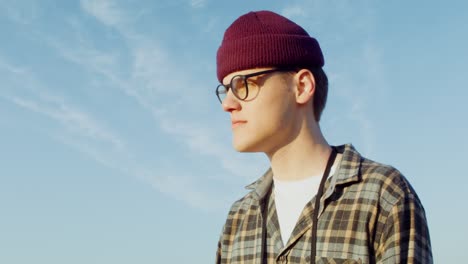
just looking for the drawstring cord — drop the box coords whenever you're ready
[260,187,272,264]
[310,147,337,263]
[260,147,337,263]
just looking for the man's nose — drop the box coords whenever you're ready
[222,90,241,113]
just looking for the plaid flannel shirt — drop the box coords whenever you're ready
[216,144,432,264]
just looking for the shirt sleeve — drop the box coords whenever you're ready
[377,194,433,264]
[215,225,224,264]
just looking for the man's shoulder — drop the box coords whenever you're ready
[226,190,257,216]
[361,157,415,190]
[358,156,422,207]
[225,168,273,217]
[219,190,261,233]
[339,144,421,206]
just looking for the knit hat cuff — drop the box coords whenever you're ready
[217,34,324,82]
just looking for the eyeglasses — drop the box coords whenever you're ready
[215,68,295,103]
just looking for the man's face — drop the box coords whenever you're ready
[221,68,299,154]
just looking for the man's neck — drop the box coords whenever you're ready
[267,124,332,181]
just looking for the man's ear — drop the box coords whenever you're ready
[294,69,316,105]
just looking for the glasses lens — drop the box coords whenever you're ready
[216,84,227,103]
[244,79,259,100]
[231,76,248,100]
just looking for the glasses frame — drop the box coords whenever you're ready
[215,68,295,103]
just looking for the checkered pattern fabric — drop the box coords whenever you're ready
[216,144,432,263]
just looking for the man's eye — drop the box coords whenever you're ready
[236,86,247,96]
[246,80,256,86]
[232,77,244,86]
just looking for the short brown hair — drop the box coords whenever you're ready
[309,68,328,122]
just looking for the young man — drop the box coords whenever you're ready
[215,10,432,264]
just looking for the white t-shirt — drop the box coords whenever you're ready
[273,161,339,245]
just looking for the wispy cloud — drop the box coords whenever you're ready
[75,0,264,179]
[72,0,383,182]
[282,1,384,155]
[0,57,28,75]
[1,1,41,25]
[327,68,377,156]
[50,37,119,78]
[190,0,207,9]
[282,5,307,18]
[142,171,228,210]
[0,56,125,153]
[9,95,125,151]
[1,57,227,211]
[0,0,263,210]
[57,134,226,211]
[3,2,386,204]
[80,0,122,27]
[130,44,184,95]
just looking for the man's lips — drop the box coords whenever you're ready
[231,120,247,128]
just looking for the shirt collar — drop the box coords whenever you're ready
[245,144,362,201]
[332,144,361,186]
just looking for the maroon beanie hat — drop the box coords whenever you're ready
[216,10,324,82]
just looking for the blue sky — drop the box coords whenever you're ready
[1,0,467,263]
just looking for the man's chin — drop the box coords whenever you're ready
[232,141,257,153]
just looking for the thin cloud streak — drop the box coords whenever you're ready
[0,58,28,75]
[9,0,384,210]
[0,54,220,210]
[190,0,207,9]
[1,1,41,25]
[75,0,384,182]
[8,95,125,152]
[283,1,383,155]
[80,0,122,27]
[58,134,225,211]
[281,5,307,18]
[4,1,386,196]
[0,0,260,209]
[75,0,264,181]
